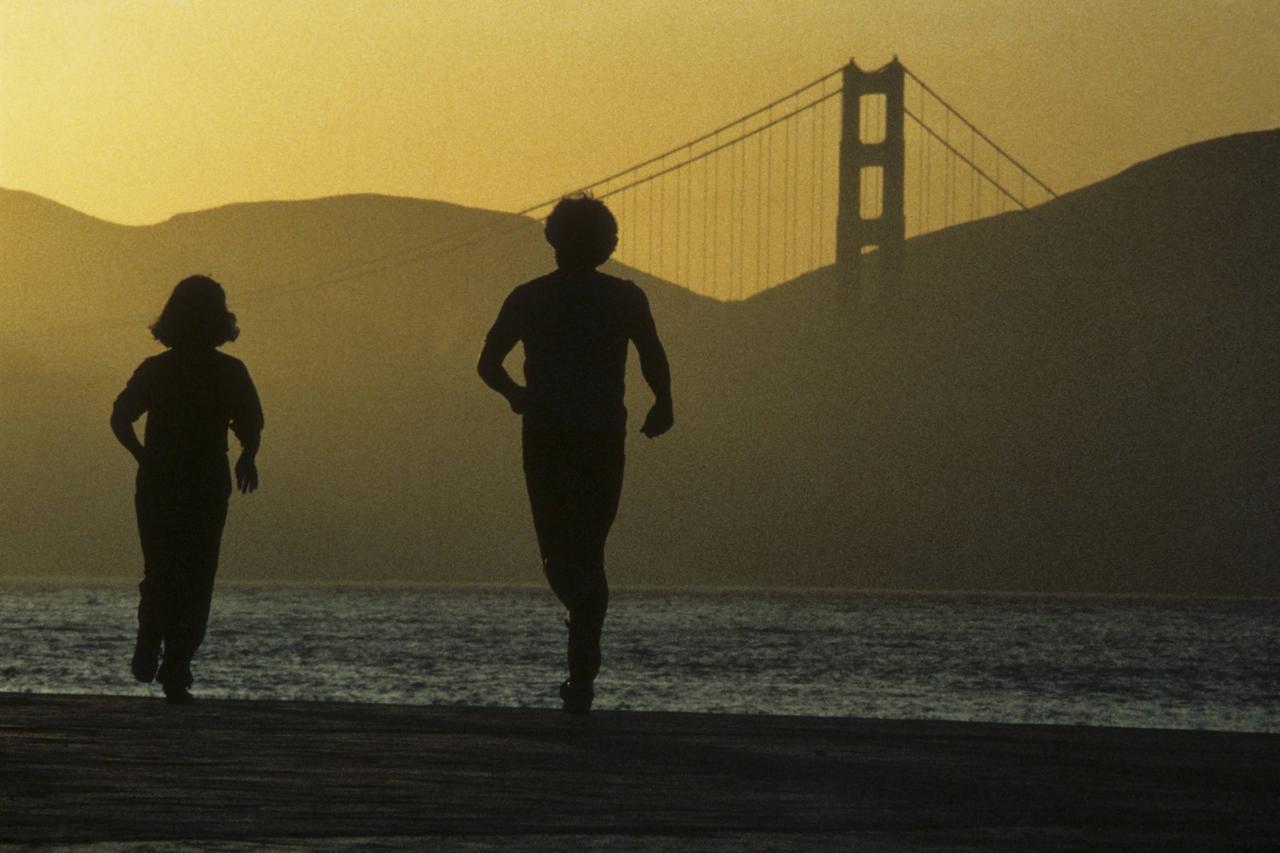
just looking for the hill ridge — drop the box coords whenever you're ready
[2,130,1278,595]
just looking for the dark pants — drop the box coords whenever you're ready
[135,460,230,688]
[522,426,625,686]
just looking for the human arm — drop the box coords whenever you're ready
[234,432,260,494]
[477,292,528,414]
[110,406,147,464]
[230,362,264,494]
[110,363,150,464]
[632,295,673,438]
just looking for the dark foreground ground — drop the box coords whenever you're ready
[0,693,1276,851]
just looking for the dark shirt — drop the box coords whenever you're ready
[485,269,655,432]
[114,348,264,463]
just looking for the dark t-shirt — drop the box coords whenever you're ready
[114,347,264,465]
[485,269,655,432]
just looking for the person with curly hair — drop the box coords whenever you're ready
[478,195,674,715]
[111,275,264,704]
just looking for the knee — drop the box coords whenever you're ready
[573,590,608,632]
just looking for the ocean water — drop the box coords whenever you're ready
[0,582,1275,733]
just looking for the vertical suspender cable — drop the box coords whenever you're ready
[647,170,654,273]
[702,147,709,294]
[996,156,1003,213]
[818,90,826,263]
[765,122,773,288]
[711,137,719,296]
[732,126,742,297]
[810,102,818,272]
[742,129,747,295]
[970,131,977,220]
[675,156,682,285]
[944,110,952,227]
[917,84,926,237]
[756,130,764,292]
[661,161,669,278]
[782,106,790,282]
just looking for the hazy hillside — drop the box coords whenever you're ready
[3,130,1278,595]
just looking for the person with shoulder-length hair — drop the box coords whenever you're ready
[111,275,263,704]
[478,194,673,715]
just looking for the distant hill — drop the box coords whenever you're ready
[2,129,1277,595]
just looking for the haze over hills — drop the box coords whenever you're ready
[2,130,1277,595]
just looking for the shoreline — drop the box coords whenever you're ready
[2,575,1278,602]
[2,692,1276,850]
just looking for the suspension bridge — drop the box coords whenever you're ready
[225,56,1062,313]
[22,56,1064,338]
[512,57,1058,305]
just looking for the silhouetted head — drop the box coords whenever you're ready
[544,194,618,270]
[150,275,240,349]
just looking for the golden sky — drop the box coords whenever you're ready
[2,0,1277,225]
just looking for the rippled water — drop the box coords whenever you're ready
[0,582,1275,732]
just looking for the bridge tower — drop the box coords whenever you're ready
[836,57,906,303]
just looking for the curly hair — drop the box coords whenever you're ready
[544,194,618,269]
[150,275,240,348]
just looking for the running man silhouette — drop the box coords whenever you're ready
[478,194,673,715]
[111,275,263,705]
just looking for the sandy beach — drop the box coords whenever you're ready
[1,692,1276,850]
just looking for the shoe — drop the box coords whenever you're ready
[162,682,195,705]
[156,658,193,690]
[559,680,594,715]
[130,636,160,683]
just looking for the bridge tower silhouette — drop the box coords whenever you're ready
[837,58,906,303]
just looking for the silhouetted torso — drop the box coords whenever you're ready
[487,269,653,432]
[114,347,263,494]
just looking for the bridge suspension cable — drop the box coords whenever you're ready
[901,66,1057,241]
[21,58,1073,340]
[518,74,845,302]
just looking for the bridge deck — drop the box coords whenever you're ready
[1,693,1276,850]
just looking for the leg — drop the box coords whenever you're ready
[522,427,574,566]
[542,557,609,685]
[525,428,625,706]
[156,497,228,693]
[133,490,172,683]
[560,431,625,687]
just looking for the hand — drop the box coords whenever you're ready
[507,385,529,415]
[640,400,673,438]
[235,455,259,494]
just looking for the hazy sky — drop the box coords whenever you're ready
[2,0,1277,225]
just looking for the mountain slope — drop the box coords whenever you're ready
[2,129,1277,594]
